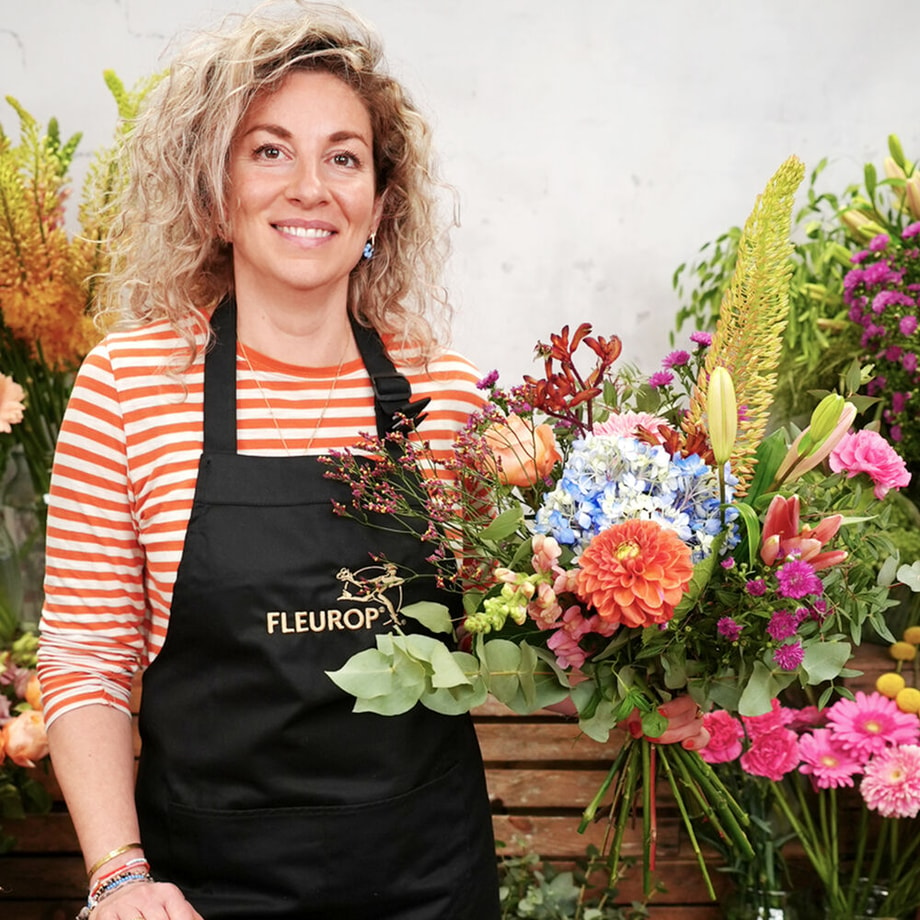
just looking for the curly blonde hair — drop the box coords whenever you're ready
[98,0,452,361]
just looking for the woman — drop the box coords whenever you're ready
[37,3,500,917]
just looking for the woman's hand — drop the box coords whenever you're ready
[621,695,711,750]
[88,879,205,920]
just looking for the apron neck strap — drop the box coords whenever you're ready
[204,297,429,453]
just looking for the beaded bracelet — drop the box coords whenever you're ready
[91,858,151,898]
[76,870,154,919]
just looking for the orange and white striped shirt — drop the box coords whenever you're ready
[37,319,484,727]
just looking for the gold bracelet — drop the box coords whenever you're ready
[86,842,143,880]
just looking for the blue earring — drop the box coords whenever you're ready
[363,233,376,261]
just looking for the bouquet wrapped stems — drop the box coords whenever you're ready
[579,736,753,899]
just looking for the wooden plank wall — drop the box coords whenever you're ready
[0,645,906,919]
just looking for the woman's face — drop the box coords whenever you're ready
[226,69,381,308]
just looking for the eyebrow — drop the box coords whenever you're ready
[240,123,372,147]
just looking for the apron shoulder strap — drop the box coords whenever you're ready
[349,317,430,437]
[204,297,238,453]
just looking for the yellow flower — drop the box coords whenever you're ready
[903,625,920,645]
[895,687,920,714]
[876,672,906,698]
[889,641,918,662]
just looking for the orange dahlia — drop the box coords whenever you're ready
[575,519,694,628]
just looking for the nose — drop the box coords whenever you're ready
[285,157,328,206]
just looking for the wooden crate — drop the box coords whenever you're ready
[0,644,904,919]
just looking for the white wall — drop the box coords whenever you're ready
[1,0,917,382]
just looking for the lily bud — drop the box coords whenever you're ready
[707,366,737,467]
[888,134,908,170]
[799,393,845,456]
[839,209,886,241]
[906,174,920,220]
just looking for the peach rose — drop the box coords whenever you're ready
[25,673,43,711]
[484,415,561,488]
[2,709,49,768]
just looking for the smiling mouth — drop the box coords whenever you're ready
[275,225,334,240]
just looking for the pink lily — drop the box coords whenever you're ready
[760,494,847,570]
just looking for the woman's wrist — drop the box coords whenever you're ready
[78,862,154,919]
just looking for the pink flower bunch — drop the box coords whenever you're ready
[844,225,920,463]
[700,692,920,818]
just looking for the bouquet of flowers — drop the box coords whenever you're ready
[323,156,915,897]
[701,686,920,918]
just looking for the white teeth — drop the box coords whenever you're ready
[277,225,333,239]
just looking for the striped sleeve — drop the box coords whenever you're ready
[38,341,150,725]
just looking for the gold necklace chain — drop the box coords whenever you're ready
[238,339,350,455]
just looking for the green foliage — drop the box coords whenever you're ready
[498,847,650,920]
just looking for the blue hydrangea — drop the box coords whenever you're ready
[535,434,737,563]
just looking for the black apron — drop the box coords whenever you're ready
[135,300,499,919]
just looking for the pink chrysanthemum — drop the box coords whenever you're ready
[826,691,920,761]
[860,745,920,818]
[798,729,862,789]
[592,411,669,443]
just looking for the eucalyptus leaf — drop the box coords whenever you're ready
[802,641,852,684]
[427,642,473,689]
[738,661,783,716]
[578,699,619,743]
[353,682,421,716]
[421,676,488,715]
[501,643,570,714]
[481,638,523,702]
[325,647,397,699]
[401,601,454,635]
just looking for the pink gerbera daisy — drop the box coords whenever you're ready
[860,745,920,818]
[798,729,862,789]
[826,691,920,761]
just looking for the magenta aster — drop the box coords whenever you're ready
[767,610,800,641]
[775,559,823,598]
[827,691,920,761]
[662,349,691,368]
[648,370,674,389]
[717,616,742,641]
[773,640,804,671]
[798,729,861,789]
[860,745,920,818]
